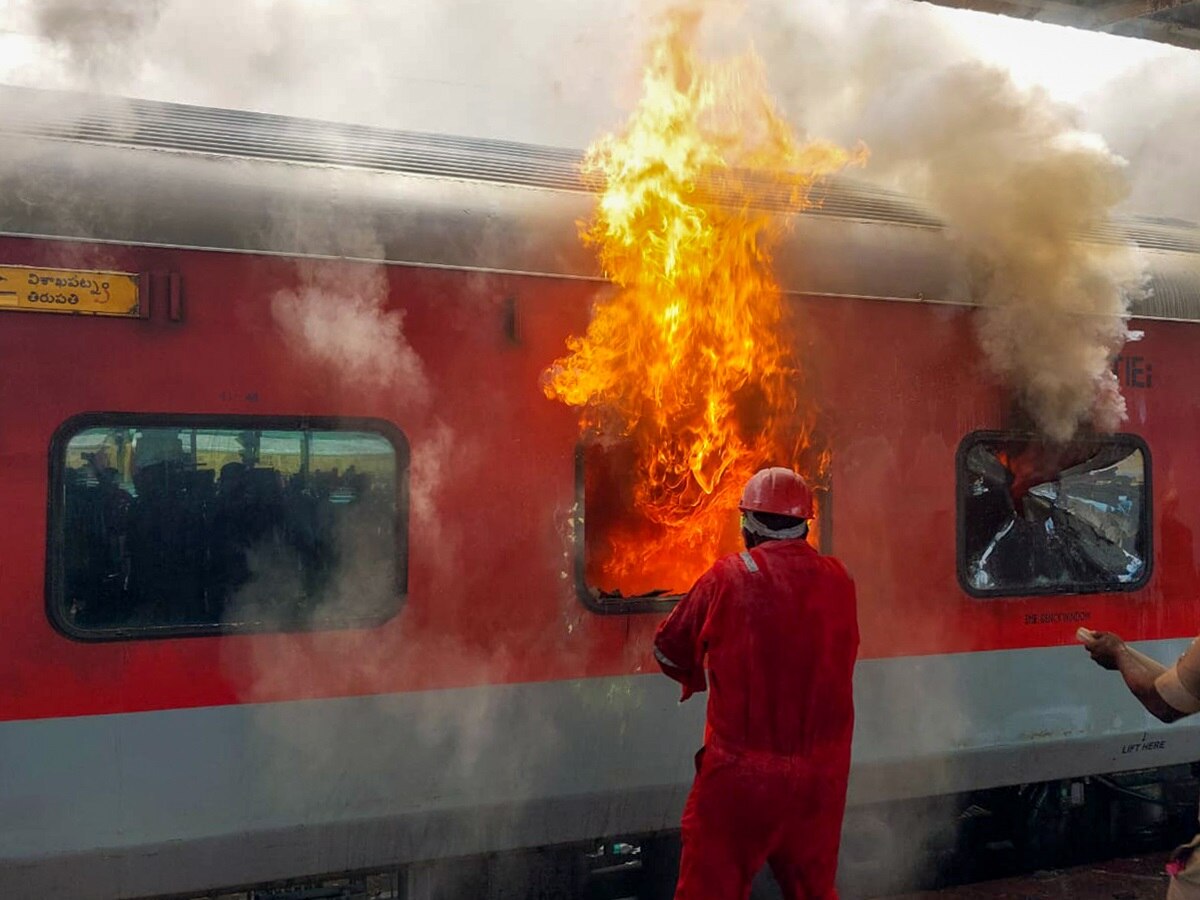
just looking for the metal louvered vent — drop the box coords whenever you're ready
[0,84,942,228]
[1089,222,1200,255]
[1135,269,1200,321]
[0,85,585,191]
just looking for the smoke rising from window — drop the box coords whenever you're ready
[746,1,1148,440]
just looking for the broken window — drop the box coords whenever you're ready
[49,414,407,639]
[957,431,1150,597]
[577,442,702,612]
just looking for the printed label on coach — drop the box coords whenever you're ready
[0,265,140,317]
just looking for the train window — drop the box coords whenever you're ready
[576,442,829,614]
[956,431,1150,597]
[48,414,408,640]
[576,442,692,613]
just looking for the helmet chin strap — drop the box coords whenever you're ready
[741,511,809,540]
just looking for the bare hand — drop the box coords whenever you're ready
[1082,630,1125,670]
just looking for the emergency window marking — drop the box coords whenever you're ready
[48,414,407,640]
[956,431,1150,598]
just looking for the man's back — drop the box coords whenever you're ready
[656,538,859,758]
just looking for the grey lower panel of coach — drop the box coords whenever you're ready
[1,640,1194,899]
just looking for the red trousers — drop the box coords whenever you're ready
[675,743,849,900]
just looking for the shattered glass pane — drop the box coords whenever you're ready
[960,435,1148,596]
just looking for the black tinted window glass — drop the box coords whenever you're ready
[52,417,404,638]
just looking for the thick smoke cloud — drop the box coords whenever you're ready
[867,64,1139,441]
[741,1,1147,439]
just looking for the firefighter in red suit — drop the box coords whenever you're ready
[654,467,859,900]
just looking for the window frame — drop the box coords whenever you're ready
[46,411,410,642]
[955,429,1152,599]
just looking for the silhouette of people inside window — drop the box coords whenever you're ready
[63,439,131,626]
[124,430,207,625]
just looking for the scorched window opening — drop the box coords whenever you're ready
[956,430,1151,599]
[47,412,409,641]
[576,442,831,614]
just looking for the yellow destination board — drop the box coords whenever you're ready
[0,265,140,317]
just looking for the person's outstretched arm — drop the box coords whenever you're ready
[1082,630,1194,723]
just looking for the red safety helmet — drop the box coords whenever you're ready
[739,467,813,519]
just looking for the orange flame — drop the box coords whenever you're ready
[543,8,866,596]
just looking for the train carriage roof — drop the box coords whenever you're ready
[0,83,1197,321]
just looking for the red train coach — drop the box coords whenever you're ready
[1,86,1200,898]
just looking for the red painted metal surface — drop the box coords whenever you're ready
[0,234,1195,723]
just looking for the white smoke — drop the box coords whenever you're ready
[0,0,1194,178]
[270,260,429,400]
[3,0,1195,216]
[1083,53,1200,223]
[0,0,648,146]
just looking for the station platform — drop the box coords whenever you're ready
[878,853,1171,900]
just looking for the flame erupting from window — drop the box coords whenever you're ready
[543,9,866,596]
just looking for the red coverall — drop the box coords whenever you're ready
[654,538,859,900]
